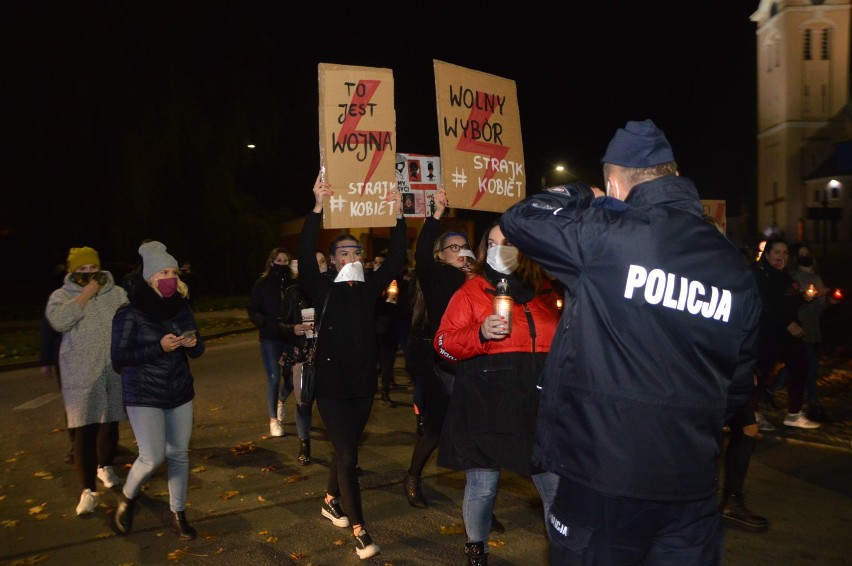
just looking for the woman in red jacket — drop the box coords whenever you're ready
[434,219,560,566]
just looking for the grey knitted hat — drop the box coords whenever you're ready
[139,241,179,280]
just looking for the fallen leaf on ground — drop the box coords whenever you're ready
[2,519,21,527]
[439,523,465,535]
[28,503,46,515]
[488,539,505,547]
[9,553,49,565]
[266,536,278,543]
[33,471,53,480]
[95,531,116,539]
[167,548,189,560]
[33,514,49,521]
[333,539,346,547]
[219,490,240,500]
[261,465,277,472]
[257,495,267,502]
[259,530,271,535]
[289,551,307,560]
[284,474,304,484]
[191,466,207,473]
[230,442,257,456]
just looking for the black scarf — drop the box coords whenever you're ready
[484,264,536,304]
[127,272,187,319]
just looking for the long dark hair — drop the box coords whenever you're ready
[468,219,548,290]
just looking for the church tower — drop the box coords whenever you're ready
[751,0,851,245]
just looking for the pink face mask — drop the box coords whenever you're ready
[157,277,179,298]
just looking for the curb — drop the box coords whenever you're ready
[0,327,256,373]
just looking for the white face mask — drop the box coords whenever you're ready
[486,245,519,274]
[334,260,365,283]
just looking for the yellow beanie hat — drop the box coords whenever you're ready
[67,246,101,273]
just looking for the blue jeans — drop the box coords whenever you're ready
[123,401,193,512]
[464,468,500,545]
[260,339,290,418]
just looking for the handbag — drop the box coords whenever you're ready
[295,292,329,404]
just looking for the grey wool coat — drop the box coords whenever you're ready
[46,272,128,428]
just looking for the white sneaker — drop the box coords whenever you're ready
[783,412,821,429]
[76,488,99,516]
[755,411,775,432]
[277,401,286,422]
[97,465,121,488]
[269,419,284,437]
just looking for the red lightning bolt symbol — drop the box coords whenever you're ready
[454,91,510,208]
[337,80,391,196]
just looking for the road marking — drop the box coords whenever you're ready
[14,392,62,410]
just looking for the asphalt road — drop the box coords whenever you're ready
[1,332,850,565]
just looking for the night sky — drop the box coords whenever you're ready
[3,1,759,299]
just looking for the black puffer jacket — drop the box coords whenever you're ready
[111,274,205,408]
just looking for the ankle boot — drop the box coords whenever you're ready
[171,510,197,540]
[298,439,312,465]
[114,494,136,534]
[416,414,426,437]
[403,472,427,508]
[720,492,769,533]
[381,390,396,408]
[465,541,488,565]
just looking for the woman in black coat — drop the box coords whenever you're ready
[403,188,475,508]
[297,171,405,561]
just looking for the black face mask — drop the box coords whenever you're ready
[797,256,814,267]
[270,264,289,277]
[70,271,107,286]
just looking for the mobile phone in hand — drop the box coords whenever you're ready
[180,330,197,339]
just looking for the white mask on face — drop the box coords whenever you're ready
[486,245,519,274]
[334,260,365,283]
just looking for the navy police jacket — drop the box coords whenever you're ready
[500,175,761,501]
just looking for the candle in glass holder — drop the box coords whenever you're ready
[833,288,843,300]
[805,283,817,298]
[386,279,399,303]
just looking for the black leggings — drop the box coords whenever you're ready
[316,396,373,527]
[408,368,449,477]
[73,421,119,491]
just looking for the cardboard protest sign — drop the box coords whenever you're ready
[397,153,440,218]
[433,60,526,213]
[318,63,397,229]
[701,199,727,234]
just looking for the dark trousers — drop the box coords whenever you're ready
[752,336,808,414]
[74,421,119,491]
[548,479,722,565]
[316,395,373,527]
[408,368,450,476]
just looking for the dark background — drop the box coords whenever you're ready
[2,1,759,304]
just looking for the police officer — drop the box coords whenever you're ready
[500,119,762,565]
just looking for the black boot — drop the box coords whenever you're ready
[171,510,197,540]
[381,390,396,408]
[403,473,427,508]
[298,439,312,465]
[416,414,426,437]
[465,541,488,565]
[720,492,769,533]
[114,494,135,534]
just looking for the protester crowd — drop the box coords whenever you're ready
[42,120,844,565]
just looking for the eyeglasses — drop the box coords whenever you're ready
[441,243,471,253]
